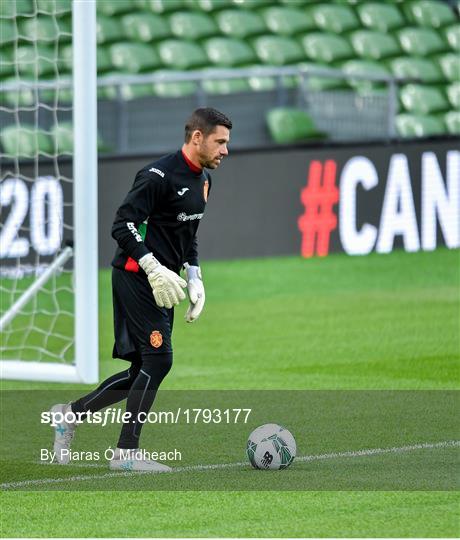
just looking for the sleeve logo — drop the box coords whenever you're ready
[149,167,165,178]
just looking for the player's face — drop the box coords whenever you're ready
[198,125,230,169]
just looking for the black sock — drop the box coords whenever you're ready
[71,362,141,418]
[116,352,172,450]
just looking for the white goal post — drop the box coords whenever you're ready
[0,0,98,383]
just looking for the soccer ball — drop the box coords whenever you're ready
[246,423,296,470]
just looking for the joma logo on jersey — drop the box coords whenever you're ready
[177,212,203,222]
[127,222,142,242]
[149,167,165,178]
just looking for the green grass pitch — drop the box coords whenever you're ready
[1,248,459,537]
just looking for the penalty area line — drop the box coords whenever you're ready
[2,439,459,490]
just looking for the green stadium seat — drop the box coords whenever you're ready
[204,37,256,66]
[50,75,73,103]
[297,61,347,91]
[61,45,112,73]
[135,0,186,12]
[49,122,108,153]
[0,50,14,77]
[19,16,72,43]
[266,107,323,143]
[402,0,456,28]
[243,65,297,92]
[244,67,276,92]
[396,113,445,137]
[97,80,118,101]
[300,33,354,63]
[247,64,300,91]
[0,77,35,107]
[36,0,72,15]
[0,0,33,17]
[357,2,404,32]
[0,20,15,46]
[59,44,72,71]
[388,57,444,84]
[158,39,208,69]
[397,27,447,56]
[169,11,218,40]
[31,74,72,103]
[186,0,234,10]
[400,84,449,114]
[253,36,304,65]
[444,111,460,134]
[0,125,53,157]
[261,6,315,35]
[109,43,161,73]
[215,10,266,39]
[121,13,171,43]
[96,0,132,16]
[435,53,459,82]
[341,60,390,93]
[447,82,460,109]
[96,15,124,44]
[50,122,73,154]
[310,4,360,34]
[98,72,154,101]
[350,31,400,60]
[201,70,251,94]
[444,24,460,51]
[152,70,197,97]
[15,45,56,77]
[233,0,273,7]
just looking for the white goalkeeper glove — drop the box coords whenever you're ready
[184,263,205,323]
[139,253,187,309]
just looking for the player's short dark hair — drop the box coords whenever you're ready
[184,108,232,142]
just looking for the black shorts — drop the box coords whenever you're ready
[112,267,174,362]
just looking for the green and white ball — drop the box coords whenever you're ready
[246,423,296,470]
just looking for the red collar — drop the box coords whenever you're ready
[181,149,202,173]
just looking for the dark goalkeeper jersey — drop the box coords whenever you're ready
[111,150,211,274]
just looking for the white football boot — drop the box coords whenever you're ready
[109,448,172,472]
[49,403,76,464]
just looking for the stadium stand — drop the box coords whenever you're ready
[0,0,459,152]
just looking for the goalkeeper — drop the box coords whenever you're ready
[50,108,232,472]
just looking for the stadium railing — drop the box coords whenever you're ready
[0,65,418,156]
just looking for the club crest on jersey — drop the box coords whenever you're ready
[203,180,209,202]
[150,330,163,349]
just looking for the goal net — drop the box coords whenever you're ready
[0,0,98,383]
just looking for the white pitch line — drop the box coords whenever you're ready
[2,439,459,490]
[296,440,460,463]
